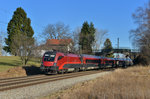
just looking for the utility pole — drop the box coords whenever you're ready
[117,38,119,58]
[117,38,119,49]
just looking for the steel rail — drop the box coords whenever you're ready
[0,69,113,92]
[0,70,99,84]
[0,70,102,86]
[0,75,46,83]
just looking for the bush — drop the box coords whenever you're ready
[133,55,149,66]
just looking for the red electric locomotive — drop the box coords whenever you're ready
[40,51,102,74]
[40,51,133,74]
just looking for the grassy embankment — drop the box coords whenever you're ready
[45,66,150,99]
[0,56,41,72]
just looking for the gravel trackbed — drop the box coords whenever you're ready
[0,71,111,99]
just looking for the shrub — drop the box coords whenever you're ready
[133,55,149,66]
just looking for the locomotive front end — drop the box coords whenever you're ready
[40,51,58,74]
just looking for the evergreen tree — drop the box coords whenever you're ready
[79,21,90,54]
[79,21,95,54]
[89,22,96,51]
[102,38,113,57]
[4,7,34,55]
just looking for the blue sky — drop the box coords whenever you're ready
[0,0,148,49]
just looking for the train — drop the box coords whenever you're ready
[40,51,133,74]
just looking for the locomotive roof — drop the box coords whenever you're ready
[66,53,80,57]
[44,51,57,54]
[81,54,102,59]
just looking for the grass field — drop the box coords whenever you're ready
[45,66,150,99]
[0,56,41,72]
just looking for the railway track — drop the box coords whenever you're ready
[0,69,114,92]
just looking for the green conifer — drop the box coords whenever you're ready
[4,7,34,55]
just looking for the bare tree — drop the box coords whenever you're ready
[38,22,75,53]
[43,22,71,40]
[11,32,35,65]
[92,29,107,51]
[32,38,44,58]
[0,31,6,56]
[72,27,81,53]
[130,1,150,64]
[0,35,2,56]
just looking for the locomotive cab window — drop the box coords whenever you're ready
[58,56,64,60]
[44,54,55,62]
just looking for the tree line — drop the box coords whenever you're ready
[1,7,110,65]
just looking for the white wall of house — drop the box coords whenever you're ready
[33,50,47,57]
[67,43,72,51]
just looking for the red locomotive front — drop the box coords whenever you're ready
[40,51,59,73]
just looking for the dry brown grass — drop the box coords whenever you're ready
[43,66,150,99]
[0,67,27,78]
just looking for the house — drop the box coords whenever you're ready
[46,39,73,51]
[35,39,73,57]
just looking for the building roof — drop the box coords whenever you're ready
[46,39,72,45]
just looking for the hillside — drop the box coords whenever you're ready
[0,56,41,78]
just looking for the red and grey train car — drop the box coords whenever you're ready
[40,51,133,74]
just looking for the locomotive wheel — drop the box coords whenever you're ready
[84,67,87,71]
[57,69,68,74]
[74,68,80,72]
[58,70,64,74]
[123,62,127,68]
[64,69,68,73]
[112,63,115,68]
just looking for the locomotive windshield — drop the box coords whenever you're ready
[44,53,56,62]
